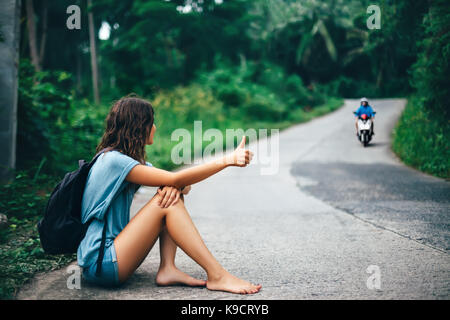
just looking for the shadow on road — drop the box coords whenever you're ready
[291,161,450,251]
[364,142,389,148]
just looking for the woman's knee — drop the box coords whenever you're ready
[137,193,167,220]
[146,191,171,208]
[164,198,188,216]
[142,191,188,218]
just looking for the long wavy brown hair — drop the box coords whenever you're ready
[96,96,154,164]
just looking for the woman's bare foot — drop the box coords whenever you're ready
[155,266,206,287]
[206,271,262,294]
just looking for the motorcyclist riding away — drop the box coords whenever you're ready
[355,97,375,136]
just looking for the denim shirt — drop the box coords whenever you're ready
[77,150,152,268]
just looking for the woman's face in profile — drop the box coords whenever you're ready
[146,123,157,145]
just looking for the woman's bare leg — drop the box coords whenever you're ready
[114,194,262,294]
[155,224,207,287]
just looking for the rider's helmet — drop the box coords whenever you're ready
[361,114,368,120]
[360,97,369,105]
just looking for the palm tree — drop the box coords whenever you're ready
[247,0,364,68]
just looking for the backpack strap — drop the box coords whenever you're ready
[78,148,112,170]
[93,147,113,277]
[92,147,113,162]
[95,213,108,277]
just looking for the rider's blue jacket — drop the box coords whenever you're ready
[355,105,375,118]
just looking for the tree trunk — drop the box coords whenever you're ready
[38,0,48,67]
[87,0,100,104]
[76,51,82,94]
[0,0,21,181]
[25,0,40,72]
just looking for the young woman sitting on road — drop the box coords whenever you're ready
[77,96,261,294]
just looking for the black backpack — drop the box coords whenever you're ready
[37,148,111,276]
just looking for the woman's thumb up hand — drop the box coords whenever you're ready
[228,136,254,167]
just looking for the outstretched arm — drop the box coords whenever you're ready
[126,136,253,188]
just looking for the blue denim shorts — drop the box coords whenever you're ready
[82,242,120,287]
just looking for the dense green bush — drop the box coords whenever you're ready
[253,62,325,108]
[17,60,73,171]
[411,0,450,119]
[317,76,378,98]
[196,60,325,121]
[392,0,450,179]
[17,60,109,174]
[392,97,449,179]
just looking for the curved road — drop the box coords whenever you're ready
[18,99,450,299]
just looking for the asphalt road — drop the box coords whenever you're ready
[18,99,450,299]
